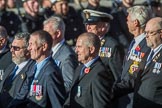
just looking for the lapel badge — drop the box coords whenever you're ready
[77,86,81,97]
[84,67,90,74]
[135,45,141,51]
[21,74,24,79]
[153,53,160,62]
[0,70,4,80]
[129,61,139,74]
[101,39,105,46]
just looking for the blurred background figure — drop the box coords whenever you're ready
[78,0,111,13]
[43,16,78,93]
[50,0,85,47]
[0,26,12,82]
[40,0,53,18]
[143,0,162,17]
[6,0,16,9]
[0,0,21,40]
[110,0,135,56]
[83,9,124,81]
[18,0,45,33]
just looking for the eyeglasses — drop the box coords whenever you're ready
[10,45,26,51]
[144,29,162,36]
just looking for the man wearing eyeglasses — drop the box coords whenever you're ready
[0,26,12,82]
[132,17,162,108]
[0,32,35,108]
[113,6,152,108]
[8,30,65,108]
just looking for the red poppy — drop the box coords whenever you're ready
[135,45,141,51]
[84,67,90,74]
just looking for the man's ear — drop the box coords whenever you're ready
[89,46,95,54]
[42,43,48,51]
[55,30,61,38]
[134,19,140,27]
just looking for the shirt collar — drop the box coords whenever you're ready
[84,56,99,67]
[52,39,65,56]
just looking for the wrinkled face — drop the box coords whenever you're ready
[28,35,43,62]
[75,37,90,64]
[85,22,108,38]
[86,23,98,35]
[127,14,135,34]
[52,1,69,16]
[10,39,28,64]
[0,0,5,11]
[85,22,103,36]
[145,23,162,49]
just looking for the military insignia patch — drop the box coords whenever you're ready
[129,61,139,74]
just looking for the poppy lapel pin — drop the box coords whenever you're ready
[135,45,141,51]
[84,67,90,74]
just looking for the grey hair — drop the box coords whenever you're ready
[14,32,30,48]
[127,5,153,28]
[31,30,53,51]
[0,26,8,38]
[43,16,65,37]
[80,32,101,52]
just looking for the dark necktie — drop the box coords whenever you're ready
[128,39,135,52]
[11,65,19,80]
[146,50,154,66]
[127,39,135,57]
[3,66,19,90]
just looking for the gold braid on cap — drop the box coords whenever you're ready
[84,11,90,19]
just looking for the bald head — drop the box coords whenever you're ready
[146,17,162,30]
[75,32,100,64]
[145,17,162,49]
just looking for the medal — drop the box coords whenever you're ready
[21,74,24,79]
[35,85,43,101]
[0,70,4,80]
[77,86,81,97]
[129,61,139,74]
[153,62,161,74]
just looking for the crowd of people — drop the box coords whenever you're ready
[0,0,162,108]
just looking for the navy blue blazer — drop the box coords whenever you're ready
[8,57,66,108]
[0,59,35,108]
[64,58,114,108]
[133,48,162,108]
